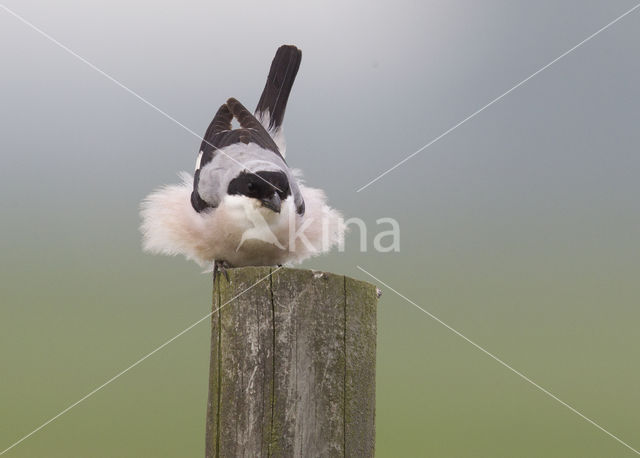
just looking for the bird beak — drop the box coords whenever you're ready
[260,193,281,213]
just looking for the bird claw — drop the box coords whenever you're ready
[213,260,231,285]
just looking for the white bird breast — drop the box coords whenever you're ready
[214,194,297,265]
[140,171,345,268]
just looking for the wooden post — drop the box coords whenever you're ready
[205,266,378,457]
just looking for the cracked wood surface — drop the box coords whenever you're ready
[205,267,377,458]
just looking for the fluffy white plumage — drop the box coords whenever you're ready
[140,171,344,269]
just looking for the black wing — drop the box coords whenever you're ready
[198,98,283,166]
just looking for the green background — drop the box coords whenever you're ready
[1,1,639,456]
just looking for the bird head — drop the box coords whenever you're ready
[227,170,290,214]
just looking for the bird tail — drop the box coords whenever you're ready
[255,45,302,135]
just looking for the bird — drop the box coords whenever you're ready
[140,45,345,275]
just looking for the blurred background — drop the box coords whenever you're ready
[1,1,639,456]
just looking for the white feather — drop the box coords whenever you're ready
[256,110,286,156]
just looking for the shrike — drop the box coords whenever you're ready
[140,45,344,272]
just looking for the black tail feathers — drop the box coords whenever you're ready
[255,45,302,132]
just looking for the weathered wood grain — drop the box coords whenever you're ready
[345,277,377,457]
[205,267,377,458]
